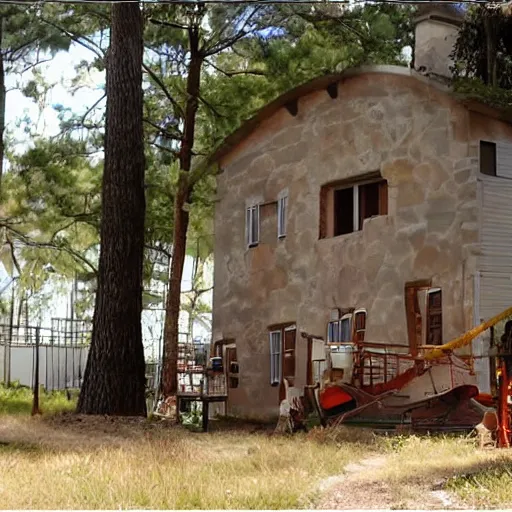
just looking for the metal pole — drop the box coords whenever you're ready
[31,327,41,415]
[6,281,14,386]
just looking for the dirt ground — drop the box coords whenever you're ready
[315,455,466,510]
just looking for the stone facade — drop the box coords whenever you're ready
[212,67,510,420]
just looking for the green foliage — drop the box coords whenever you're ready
[452,76,512,111]
[0,382,76,415]
[452,5,512,89]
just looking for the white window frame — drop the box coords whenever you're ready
[246,204,260,248]
[277,195,288,239]
[327,313,353,343]
[269,330,282,386]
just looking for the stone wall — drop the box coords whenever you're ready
[213,69,485,420]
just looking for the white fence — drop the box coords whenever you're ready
[0,343,89,390]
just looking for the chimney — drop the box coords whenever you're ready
[413,4,463,79]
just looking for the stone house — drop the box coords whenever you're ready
[210,7,512,420]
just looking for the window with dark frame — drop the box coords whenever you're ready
[321,176,388,239]
[480,141,497,176]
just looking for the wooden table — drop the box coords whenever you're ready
[176,392,228,432]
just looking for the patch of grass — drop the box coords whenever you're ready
[0,383,76,415]
[0,418,372,509]
[446,461,512,508]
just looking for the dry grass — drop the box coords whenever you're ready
[366,434,512,508]
[0,415,373,509]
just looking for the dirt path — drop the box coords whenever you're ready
[315,455,467,510]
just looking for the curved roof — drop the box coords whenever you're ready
[209,64,512,165]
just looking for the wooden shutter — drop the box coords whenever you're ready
[283,327,296,386]
[226,347,239,389]
[426,289,443,346]
[354,310,366,342]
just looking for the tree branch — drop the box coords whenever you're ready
[205,59,266,78]
[149,18,188,31]
[5,225,98,275]
[39,17,105,60]
[142,62,184,119]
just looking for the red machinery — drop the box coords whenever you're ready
[312,307,512,440]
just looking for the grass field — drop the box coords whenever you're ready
[0,415,372,509]
[3,385,512,509]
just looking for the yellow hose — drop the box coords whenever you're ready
[423,306,512,361]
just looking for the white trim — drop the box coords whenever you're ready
[246,204,260,248]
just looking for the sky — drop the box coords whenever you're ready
[3,41,213,355]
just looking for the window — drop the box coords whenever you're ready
[277,195,287,238]
[480,141,496,176]
[269,324,296,387]
[269,330,282,386]
[320,174,388,238]
[246,205,260,247]
[404,280,443,355]
[327,314,353,343]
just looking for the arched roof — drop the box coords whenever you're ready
[209,65,512,165]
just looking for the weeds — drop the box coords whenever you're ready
[0,382,76,415]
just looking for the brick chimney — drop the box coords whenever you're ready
[413,4,463,79]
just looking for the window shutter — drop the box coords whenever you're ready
[226,347,239,389]
[354,310,366,342]
[497,141,512,179]
[246,205,260,247]
[277,196,287,238]
[283,328,296,385]
[426,289,443,345]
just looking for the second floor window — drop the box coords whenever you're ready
[246,204,260,248]
[320,174,388,238]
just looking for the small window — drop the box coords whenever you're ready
[480,141,496,176]
[277,195,287,238]
[321,175,388,239]
[269,330,282,386]
[327,315,353,343]
[246,205,260,247]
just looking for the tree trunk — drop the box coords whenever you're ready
[77,2,147,416]
[0,14,5,195]
[161,27,202,397]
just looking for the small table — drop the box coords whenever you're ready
[176,392,228,432]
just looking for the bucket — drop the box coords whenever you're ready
[210,357,223,372]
